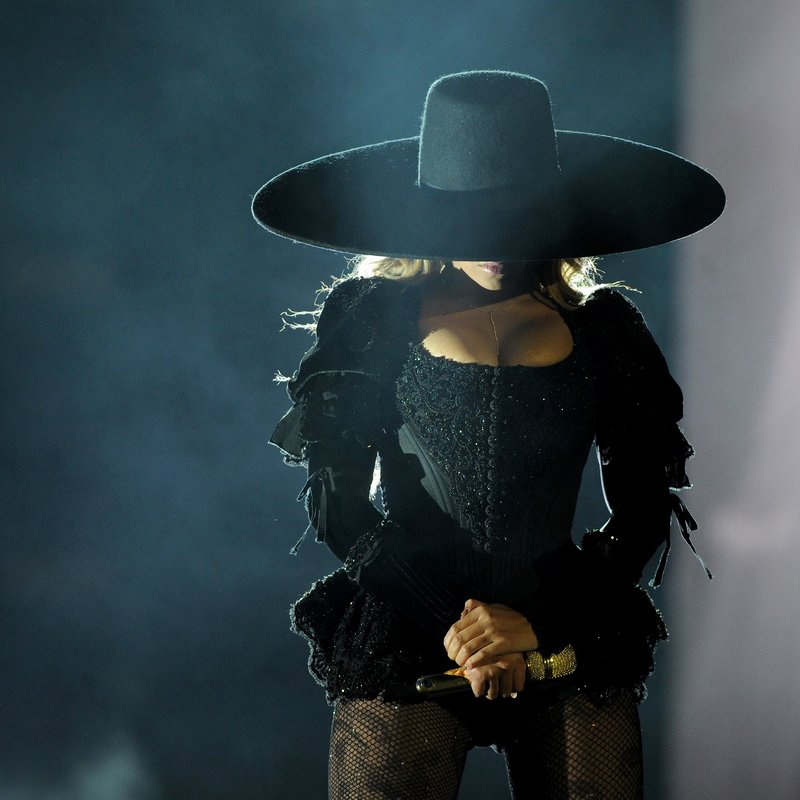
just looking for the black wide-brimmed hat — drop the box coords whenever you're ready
[252,70,724,260]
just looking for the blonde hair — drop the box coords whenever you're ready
[350,255,603,309]
[279,255,615,339]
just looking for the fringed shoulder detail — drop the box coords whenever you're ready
[270,277,419,465]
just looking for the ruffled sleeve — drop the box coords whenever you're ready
[271,277,476,636]
[270,277,388,466]
[582,288,710,587]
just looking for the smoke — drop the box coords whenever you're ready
[1,736,160,800]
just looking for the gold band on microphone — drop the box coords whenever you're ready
[525,644,577,681]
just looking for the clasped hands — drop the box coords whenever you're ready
[443,598,539,700]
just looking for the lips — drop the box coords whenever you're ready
[479,262,504,275]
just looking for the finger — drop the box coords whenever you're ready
[499,662,515,698]
[455,633,496,666]
[443,625,456,654]
[486,674,500,701]
[450,635,492,667]
[443,617,473,655]
[449,606,482,637]
[442,610,482,655]
[466,669,486,699]
[456,607,484,631]
[463,598,484,615]
[446,622,493,663]
[463,639,508,668]
[443,625,462,661]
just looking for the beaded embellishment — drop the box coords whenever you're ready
[395,343,595,552]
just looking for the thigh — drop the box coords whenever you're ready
[329,697,472,800]
[502,690,643,800]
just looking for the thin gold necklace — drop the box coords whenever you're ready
[438,277,532,357]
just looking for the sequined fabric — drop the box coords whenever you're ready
[291,568,454,702]
[395,342,595,553]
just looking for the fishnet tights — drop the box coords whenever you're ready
[502,691,643,799]
[329,691,642,799]
[330,697,469,799]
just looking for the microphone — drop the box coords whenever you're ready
[415,668,471,696]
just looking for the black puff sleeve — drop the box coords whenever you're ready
[571,289,708,700]
[583,289,709,587]
[271,278,476,636]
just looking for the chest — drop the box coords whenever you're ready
[417,293,575,368]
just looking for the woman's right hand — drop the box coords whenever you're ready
[461,652,527,700]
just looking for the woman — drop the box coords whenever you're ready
[254,71,723,799]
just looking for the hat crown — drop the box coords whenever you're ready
[418,71,560,191]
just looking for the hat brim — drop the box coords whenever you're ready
[252,132,725,260]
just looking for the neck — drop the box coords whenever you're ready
[439,266,534,307]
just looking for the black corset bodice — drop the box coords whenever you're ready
[394,341,597,555]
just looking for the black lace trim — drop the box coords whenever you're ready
[575,581,668,705]
[290,568,445,704]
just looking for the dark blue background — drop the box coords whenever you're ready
[1,2,678,796]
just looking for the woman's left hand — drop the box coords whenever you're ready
[463,652,527,700]
[444,598,539,668]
